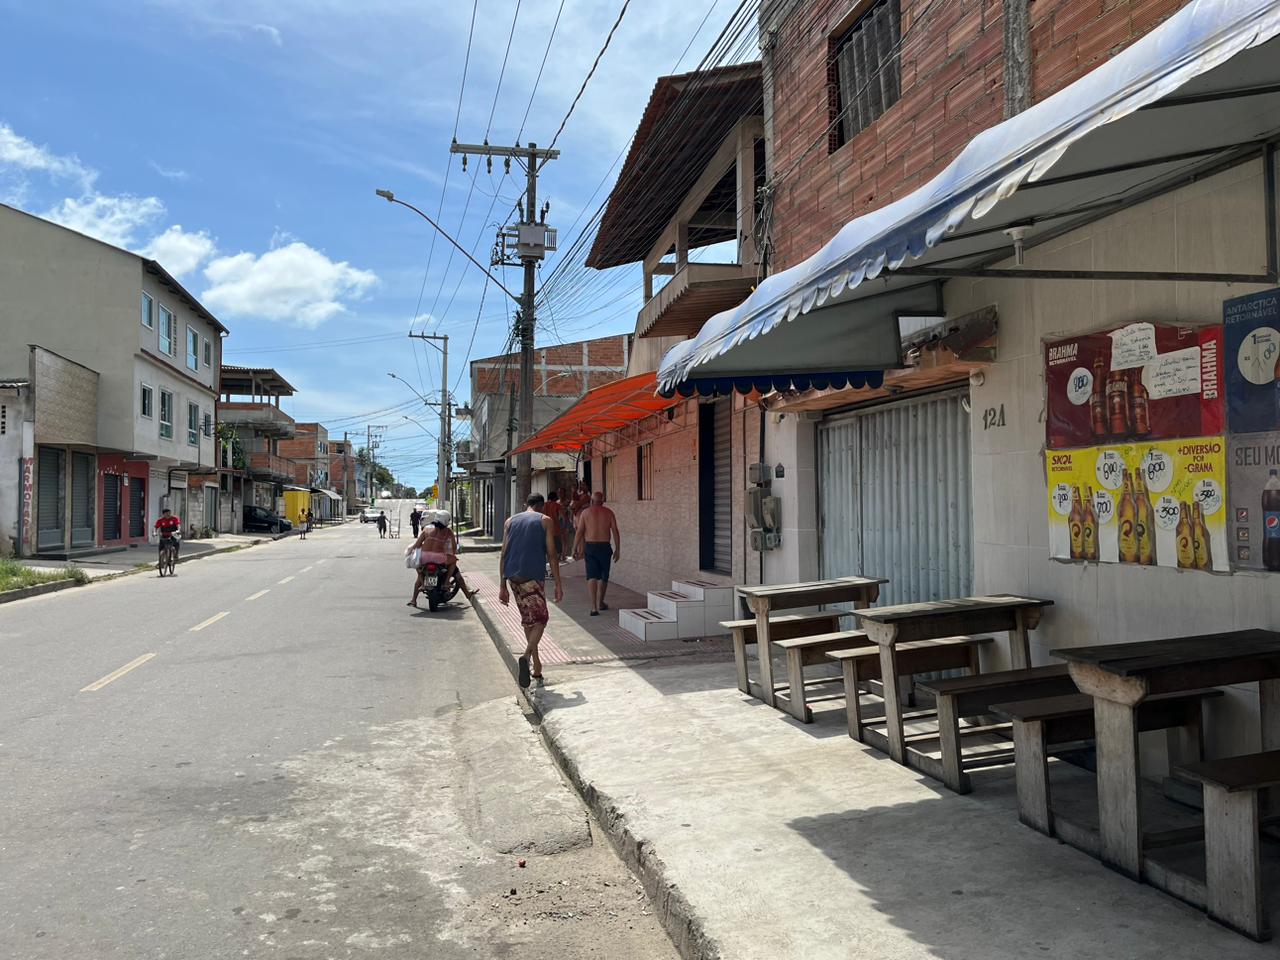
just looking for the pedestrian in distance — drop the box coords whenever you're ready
[573,490,620,617]
[498,493,563,688]
[409,506,422,538]
[299,508,311,540]
[376,510,388,538]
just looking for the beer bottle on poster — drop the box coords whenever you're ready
[1069,485,1085,560]
[1263,468,1280,572]
[1107,369,1130,439]
[1191,501,1212,571]
[1118,470,1139,563]
[1129,369,1151,437]
[1135,471,1157,566]
[1082,485,1098,561]
[1176,501,1195,569]
[1090,356,1108,439]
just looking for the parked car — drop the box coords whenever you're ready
[243,505,293,533]
[359,507,381,523]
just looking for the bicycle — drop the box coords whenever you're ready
[158,535,179,577]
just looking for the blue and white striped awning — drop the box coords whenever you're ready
[658,0,1280,395]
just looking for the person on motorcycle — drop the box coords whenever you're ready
[154,508,182,557]
[406,511,476,607]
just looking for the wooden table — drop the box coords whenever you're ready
[1053,629,1280,880]
[852,596,1054,764]
[737,577,886,720]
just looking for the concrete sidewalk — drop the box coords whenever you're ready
[22,532,269,580]
[466,553,1274,959]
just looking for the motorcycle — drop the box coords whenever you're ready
[415,550,460,611]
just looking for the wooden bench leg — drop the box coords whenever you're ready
[841,659,861,740]
[1094,698,1143,880]
[732,632,750,695]
[936,694,970,794]
[1203,783,1269,941]
[873,639,906,764]
[784,647,810,723]
[1012,718,1051,833]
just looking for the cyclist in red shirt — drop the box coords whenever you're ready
[154,508,182,555]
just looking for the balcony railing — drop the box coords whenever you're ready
[247,452,296,481]
[220,402,296,438]
[637,261,755,339]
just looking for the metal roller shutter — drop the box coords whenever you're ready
[129,476,146,538]
[37,447,64,551]
[819,391,972,607]
[70,452,95,547]
[712,399,732,574]
[103,474,121,540]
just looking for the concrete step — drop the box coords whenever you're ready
[647,590,705,637]
[618,608,678,642]
[672,578,735,624]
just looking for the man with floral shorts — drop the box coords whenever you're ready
[498,493,562,688]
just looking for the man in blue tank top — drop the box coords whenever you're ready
[498,493,562,688]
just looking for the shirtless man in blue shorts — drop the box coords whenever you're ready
[573,490,620,617]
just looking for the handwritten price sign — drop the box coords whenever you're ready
[1095,449,1124,491]
[1142,449,1174,493]
[1051,483,1073,517]
[1093,489,1115,526]
[1154,495,1182,531]
[1194,478,1223,516]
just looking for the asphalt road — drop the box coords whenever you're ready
[0,501,676,959]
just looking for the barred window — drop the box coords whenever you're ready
[637,443,654,501]
[830,0,902,151]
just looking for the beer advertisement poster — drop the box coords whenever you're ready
[1223,288,1280,434]
[1044,323,1224,449]
[1047,437,1228,572]
[1226,431,1280,572]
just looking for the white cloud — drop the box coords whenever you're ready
[43,193,165,247]
[250,22,283,46]
[149,160,189,181]
[0,122,96,191]
[201,241,377,328]
[142,224,217,277]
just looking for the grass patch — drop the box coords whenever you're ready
[0,558,85,593]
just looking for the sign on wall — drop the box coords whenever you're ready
[1227,431,1280,572]
[1047,437,1228,572]
[1044,323,1224,448]
[1223,289,1280,434]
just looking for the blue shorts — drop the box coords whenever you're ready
[584,542,612,581]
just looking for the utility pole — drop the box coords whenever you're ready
[449,139,559,509]
[407,331,451,509]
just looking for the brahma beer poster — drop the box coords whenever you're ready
[1044,322,1224,448]
[1047,438,1228,572]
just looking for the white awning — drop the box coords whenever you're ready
[319,488,342,502]
[658,0,1280,395]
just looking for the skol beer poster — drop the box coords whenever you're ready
[1047,437,1228,572]
[1227,431,1280,572]
[1223,288,1280,434]
[1044,323,1224,449]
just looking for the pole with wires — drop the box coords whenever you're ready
[406,332,451,509]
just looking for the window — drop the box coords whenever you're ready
[186,327,200,372]
[203,412,212,437]
[159,390,174,439]
[830,0,902,151]
[141,292,154,328]
[187,402,200,445]
[202,337,212,367]
[140,383,154,419]
[159,305,176,355]
[637,443,654,501]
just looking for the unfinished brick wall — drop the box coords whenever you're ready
[469,334,631,397]
[766,0,1191,271]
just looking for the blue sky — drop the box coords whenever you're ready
[0,0,736,488]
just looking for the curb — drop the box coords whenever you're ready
[0,577,83,604]
[467,592,720,960]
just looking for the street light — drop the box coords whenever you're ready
[388,372,441,408]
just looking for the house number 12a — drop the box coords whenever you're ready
[982,404,1006,430]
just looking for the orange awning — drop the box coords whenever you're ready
[508,372,678,456]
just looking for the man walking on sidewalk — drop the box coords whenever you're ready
[573,490,620,617]
[499,494,563,688]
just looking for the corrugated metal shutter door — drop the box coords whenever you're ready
[129,477,146,537]
[819,391,972,607]
[37,447,64,551]
[103,474,121,540]
[712,399,732,574]
[71,452,95,547]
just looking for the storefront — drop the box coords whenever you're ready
[97,454,150,548]
[34,445,96,555]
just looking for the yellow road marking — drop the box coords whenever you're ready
[190,611,229,632]
[246,589,269,601]
[81,653,156,692]
[278,575,295,585]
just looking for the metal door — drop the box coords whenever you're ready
[70,452,95,547]
[103,474,121,540]
[129,476,146,537]
[712,399,732,573]
[819,391,972,607]
[37,447,64,551]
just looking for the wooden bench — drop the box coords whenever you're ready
[1176,750,1280,941]
[994,690,1223,837]
[915,665,1078,793]
[772,630,873,723]
[827,636,991,743]
[722,612,847,700]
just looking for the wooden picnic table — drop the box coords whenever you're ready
[1052,628,1280,880]
[737,577,886,720]
[852,596,1054,764]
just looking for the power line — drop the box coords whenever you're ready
[485,0,523,141]
[544,0,632,155]
[516,0,566,143]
